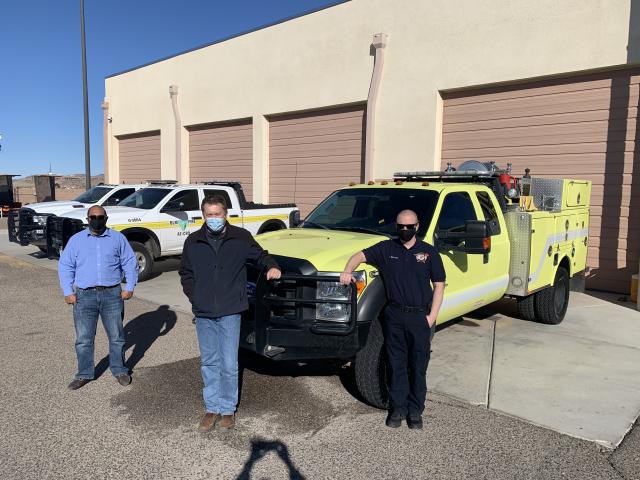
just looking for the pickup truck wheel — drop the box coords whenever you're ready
[130,241,154,282]
[354,318,389,409]
[516,295,536,321]
[534,267,569,325]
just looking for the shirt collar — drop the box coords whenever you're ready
[393,237,423,251]
[85,227,112,238]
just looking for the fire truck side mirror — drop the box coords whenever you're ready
[463,220,491,260]
[290,210,302,227]
[436,220,491,258]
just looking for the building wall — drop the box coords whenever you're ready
[105,0,634,200]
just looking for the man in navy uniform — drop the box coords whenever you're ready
[340,209,445,429]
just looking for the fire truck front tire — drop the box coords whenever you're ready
[534,267,569,325]
[130,241,155,282]
[354,318,389,409]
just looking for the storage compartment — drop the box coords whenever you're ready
[564,181,591,208]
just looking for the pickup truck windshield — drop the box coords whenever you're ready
[303,188,439,237]
[119,188,171,210]
[74,186,113,203]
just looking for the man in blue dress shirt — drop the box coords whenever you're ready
[58,205,138,390]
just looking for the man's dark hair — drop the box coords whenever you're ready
[201,195,228,213]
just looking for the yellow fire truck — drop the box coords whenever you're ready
[243,161,591,407]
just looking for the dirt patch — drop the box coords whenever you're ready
[111,355,372,447]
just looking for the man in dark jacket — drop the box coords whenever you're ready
[179,195,281,432]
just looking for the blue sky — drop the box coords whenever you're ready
[0,0,339,178]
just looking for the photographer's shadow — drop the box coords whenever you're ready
[96,305,177,377]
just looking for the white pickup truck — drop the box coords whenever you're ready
[48,181,299,281]
[8,184,144,251]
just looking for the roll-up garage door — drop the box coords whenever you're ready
[188,119,253,201]
[441,68,640,293]
[118,131,161,184]
[269,104,365,216]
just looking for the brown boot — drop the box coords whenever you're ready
[218,414,235,430]
[198,413,220,432]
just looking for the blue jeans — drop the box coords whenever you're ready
[195,315,241,415]
[73,285,127,379]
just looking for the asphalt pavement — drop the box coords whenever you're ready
[0,252,638,479]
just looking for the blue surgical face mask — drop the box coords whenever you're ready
[206,217,225,232]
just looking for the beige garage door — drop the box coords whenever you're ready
[269,104,365,216]
[442,68,640,293]
[188,119,253,201]
[118,131,161,183]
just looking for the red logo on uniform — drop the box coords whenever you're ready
[414,252,429,263]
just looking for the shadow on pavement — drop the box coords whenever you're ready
[95,304,177,378]
[235,438,306,480]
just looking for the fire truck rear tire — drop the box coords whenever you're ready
[130,241,154,282]
[354,318,389,409]
[516,294,536,321]
[534,267,569,325]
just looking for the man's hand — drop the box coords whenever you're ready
[266,268,281,281]
[121,290,134,300]
[426,313,436,328]
[339,272,354,286]
[64,294,77,305]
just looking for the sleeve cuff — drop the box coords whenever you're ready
[124,283,135,292]
[63,287,74,296]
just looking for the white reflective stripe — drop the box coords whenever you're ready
[529,228,588,284]
[441,275,509,311]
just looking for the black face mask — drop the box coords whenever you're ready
[89,218,107,233]
[397,227,417,242]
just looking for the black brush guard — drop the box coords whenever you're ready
[7,208,50,246]
[241,270,360,361]
[46,216,85,257]
[7,209,21,244]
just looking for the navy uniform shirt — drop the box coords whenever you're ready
[362,239,446,308]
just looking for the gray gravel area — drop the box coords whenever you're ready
[0,252,637,479]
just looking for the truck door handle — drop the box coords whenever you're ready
[229,214,239,218]
[192,216,202,220]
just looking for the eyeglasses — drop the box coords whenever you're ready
[397,223,417,230]
[88,215,107,220]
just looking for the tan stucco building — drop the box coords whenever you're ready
[103,0,640,292]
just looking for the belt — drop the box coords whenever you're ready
[390,302,431,314]
[79,284,120,291]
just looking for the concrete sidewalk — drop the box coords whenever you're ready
[2,232,639,449]
[429,295,640,448]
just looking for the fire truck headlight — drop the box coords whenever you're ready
[315,271,366,322]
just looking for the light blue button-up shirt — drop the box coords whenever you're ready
[58,228,138,296]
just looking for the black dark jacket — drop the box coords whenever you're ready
[179,223,279,318]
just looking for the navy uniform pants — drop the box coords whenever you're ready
[383,306,433,416]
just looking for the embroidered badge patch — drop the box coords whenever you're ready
[414,252,429,263]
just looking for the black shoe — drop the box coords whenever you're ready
[68,378,91,390]
[115,373,132,386]
[385,412,403,428]
[407,414,423,430]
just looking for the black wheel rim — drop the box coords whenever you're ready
[554,275,568,317]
